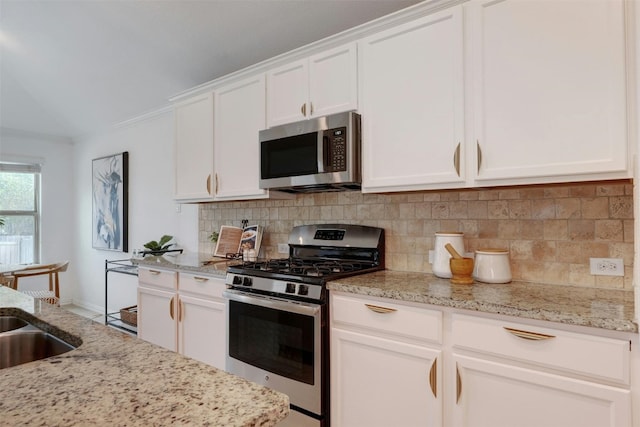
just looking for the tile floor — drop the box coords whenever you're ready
[63,304,105,323]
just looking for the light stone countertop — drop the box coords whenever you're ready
[132,252,236,279]
[0,286,289,426]
[134,254,637,333]
[327,270,638,333]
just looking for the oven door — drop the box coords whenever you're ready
[223,289,323,418]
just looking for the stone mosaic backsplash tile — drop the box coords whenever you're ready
[199,180,634,289]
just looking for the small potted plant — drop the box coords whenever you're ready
[142,235,175,256]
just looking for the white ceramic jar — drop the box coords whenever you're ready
[473,248,512,283]
[432,232,465,279]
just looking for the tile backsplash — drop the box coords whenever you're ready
[199,180,634,289]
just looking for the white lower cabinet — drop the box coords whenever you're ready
[330,293,442,427]
[138,267,179,351]
[137,267,227,370]
[450,314,632,427]
[330,293,633,427]
[138,284,178,351]
[452,354,631,427]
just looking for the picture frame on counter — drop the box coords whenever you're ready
[92,151,128,252]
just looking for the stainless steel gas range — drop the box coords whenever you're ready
[223,224,385,427]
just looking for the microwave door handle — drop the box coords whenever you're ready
[318,131,328,173]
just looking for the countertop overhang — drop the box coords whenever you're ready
[0,287,289,426]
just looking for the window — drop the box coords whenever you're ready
[0,162,41,264]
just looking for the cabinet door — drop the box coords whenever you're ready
[267,58,308,127]
[137,286,178,352]
[331,328,441,427]
[174,92,215,201]
[178,294,226,370]
[214,74,268,200]
[452,354,632,427]
[308,43,358,118]
[359,7,465,193]
[470,0,628,185]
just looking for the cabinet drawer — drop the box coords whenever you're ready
[452,314,630,384]
[331,293,441,344]
[138,267,177,291]
[179,272,225,299]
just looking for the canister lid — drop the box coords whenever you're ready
[476,248,509,254]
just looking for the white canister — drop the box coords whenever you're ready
[432,232,465,279]
[473,248,512,283]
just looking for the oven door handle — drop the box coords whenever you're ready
[223,289,322,316]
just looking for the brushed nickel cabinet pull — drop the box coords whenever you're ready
[193,276,209,282]
[169,296,175,320]
[429,358,437,398]
[456,364,462,404]
[453,143,461,176]
[476,141,482,173]
[301,103,307,116]
[214,173,219,195]
[178,300,184,322]
[149,270,161,275]
[364,303,397,314]
[504,327,556,341]
[310,102,314,116]
[206,174,211,195]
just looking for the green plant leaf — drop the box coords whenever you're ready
[159,235,173,246]
[143,241,159,250]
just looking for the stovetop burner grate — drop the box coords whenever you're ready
[236,257,376,278]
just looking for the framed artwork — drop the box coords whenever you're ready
[92,152,128,252]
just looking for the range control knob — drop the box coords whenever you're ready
[232,276,242,285]
[285,283,296,293]
[298,284,309,296]
[242,277,253,287]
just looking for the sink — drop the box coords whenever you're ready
[0,316,28,333]
[0,316,77,369]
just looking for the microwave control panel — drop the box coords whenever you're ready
[324,127,347,172]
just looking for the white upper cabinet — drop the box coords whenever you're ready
[469,0,629,185]
[359,7,465,193]
[267,43,358,127]
[360,0,632,193]
[173,92,215,202]
[173,0,634,199]
[213,74,269,200]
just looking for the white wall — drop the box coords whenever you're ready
[0,132,76,301]
[72,111,198,313]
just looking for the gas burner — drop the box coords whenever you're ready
[237,258,373,279]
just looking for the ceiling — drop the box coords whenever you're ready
[0,0,422,142]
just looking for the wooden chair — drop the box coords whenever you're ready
[0,274,14,288]
[12,261,69,306]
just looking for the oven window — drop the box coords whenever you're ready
[228,300,315,385]
[261,132,318,179]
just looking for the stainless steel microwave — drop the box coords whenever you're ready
[259,111,361,193]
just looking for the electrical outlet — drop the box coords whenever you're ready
[278,243,289,254]
[589,258,624,277]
